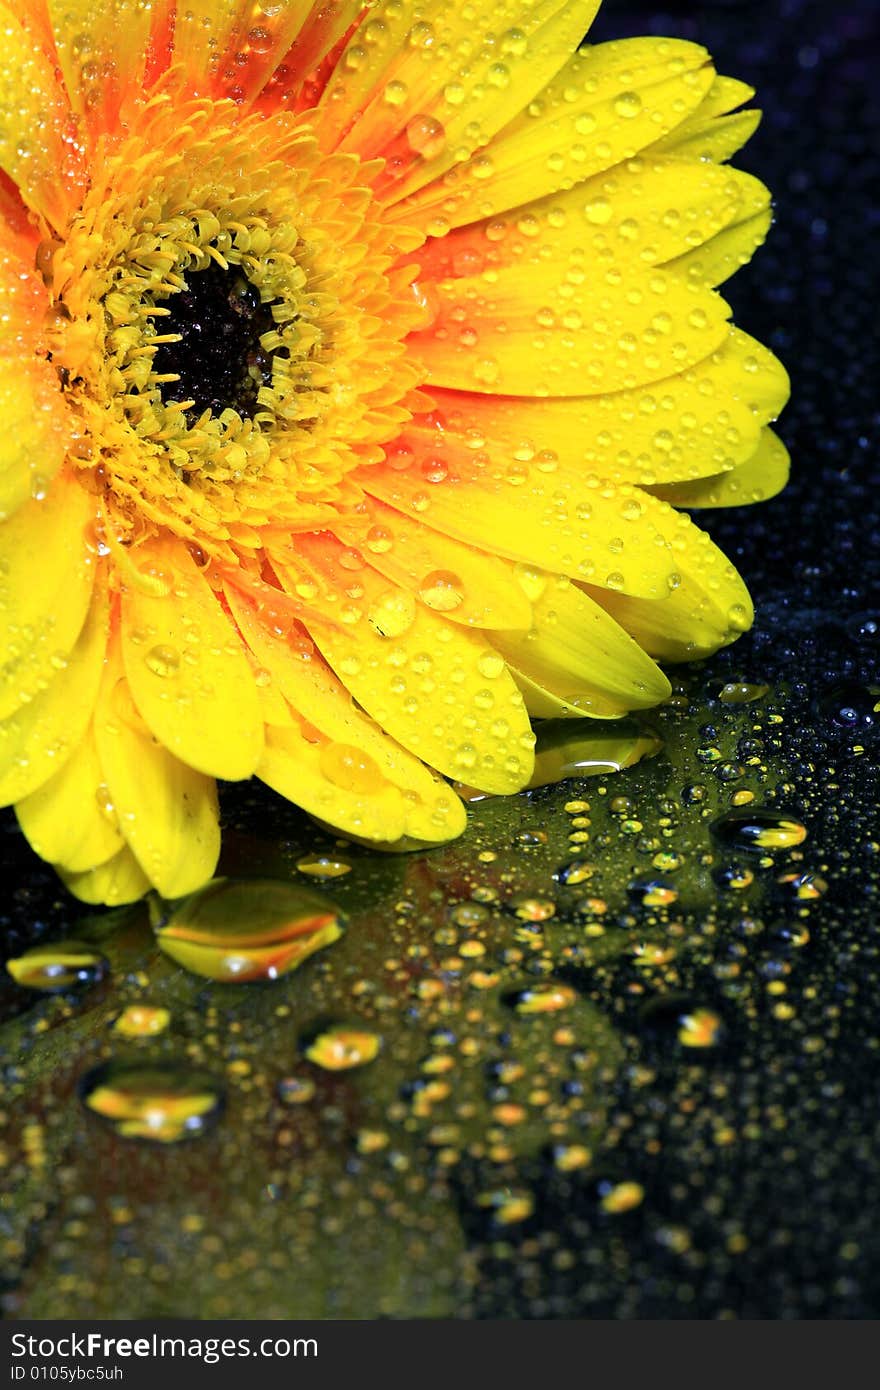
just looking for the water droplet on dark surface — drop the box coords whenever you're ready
[710,807,807,855]
[817,682,877,734]
[79,1059,225,1143]
[503,982,578,1016]
[639,994,724,1051]
[154,877,343,982]
[553,859,594,886]
[302,1023,381,1071]
[6,941,109,993]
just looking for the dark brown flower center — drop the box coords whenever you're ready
[153,262,280,423]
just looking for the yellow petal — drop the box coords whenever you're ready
[410,262,731,397]
[648,428,790,509]
[390,37,714,230]
[259,719,411,846]
[416,160,769,283]
[59,844,151,906]
[651,75,761,162]
[0,475,94,646]
[0,575,108,805]
[0,355,70,523]
[273,536,535,793]
[226,579,470,841]
[337,1,600,199]
[589,506,754,661]
[676,74,756,123]
[0,3,82,230]
[94,640,220,897]
[506,664,589,720]
[419,332,767,490]
[723,327,791,425]
[120,539,263,780]
[492,570,671,717]
[359,437,677,598]
[0,477,96,719]
[332,496,532,629]
[666,207,773,288]
[16,724,124,874]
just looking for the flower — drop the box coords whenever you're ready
[0,0,789,906]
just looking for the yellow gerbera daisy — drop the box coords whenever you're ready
[0,0,789,907]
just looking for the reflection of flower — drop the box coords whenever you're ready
[0,0,789,905]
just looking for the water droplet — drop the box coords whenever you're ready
[530,719,662,786]
[504,982,577,1015]
[113,1005,170,1037]
[553,1143,592,1172]
[6,941,109,992]
[405,114,446,159]
[678,1007,724,1050]
[553,859,594,886]
[713,863,755,891]
[506,895,556,922]
[711,807,807,854]
[144,644,180,678]
[718,682,770,704]
[277,1076,316,1105]
[599,1180,644,1214]
[817,682,877,734]
[367,589,416,637]
[418,569,464,612]
[303,1024,381,1071]
[628,878,679,908]
[383,79,408,107]
[639,994,724,1051]
[296,854,352,879]
[476,651,505,679]
[613,90,643,118]
[319,742,383,795]
[155,877,343,982]
[477,1189,534,1225]
[79,1059,224,1143]
[775,871,828,901]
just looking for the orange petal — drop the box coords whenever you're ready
[48,0,157,138]
[0,3,83,230]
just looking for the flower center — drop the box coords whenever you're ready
[42,89,427,566]
[152,262,279,424]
